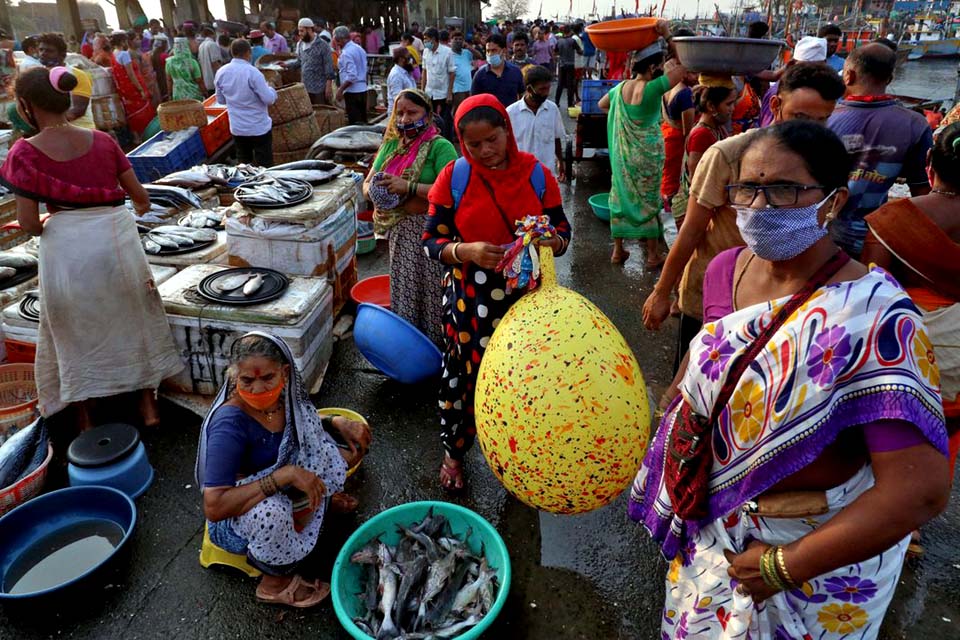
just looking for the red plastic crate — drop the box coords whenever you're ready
[200,111,231,156]
[5,339,36,364]
[202,94,227,117]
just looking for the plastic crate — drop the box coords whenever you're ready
[128,129,206,183]
[200,111,231,156]
[4,339,35,364]
[202,94,227,117]
[580,79,620,114]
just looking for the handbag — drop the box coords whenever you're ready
[664,250,851,521]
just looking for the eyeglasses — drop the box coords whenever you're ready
[726,184,827,207]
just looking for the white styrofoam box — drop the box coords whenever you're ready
[226,192,359,278]
[147,231,228,270]
[1,323,36,343]
[151,264,179,285]
[158,264,333,395]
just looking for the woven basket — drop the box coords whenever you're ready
[273,111,323,152]
[314,104,347,137]
[0,363,38,444]
[158,99,207,132]
[260,68,282,88]
[91,93,126,130]
[271,147,311,165]
[268,83,313,126]
[0,443,52,516]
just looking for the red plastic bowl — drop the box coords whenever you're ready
[586,18,660,52]
[350,275,390,309]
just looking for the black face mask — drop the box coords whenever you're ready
[527,89,547,105]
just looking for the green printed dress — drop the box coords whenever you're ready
[606,75,671,240]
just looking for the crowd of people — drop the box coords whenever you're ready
[0,11,956,634]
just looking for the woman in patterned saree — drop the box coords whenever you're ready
[629,121,950,639]
[363,89,457,347]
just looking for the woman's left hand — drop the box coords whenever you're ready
[332,416,372,464]
[723,541,780,604]
[535,235,563,255]
[376,173,411,196]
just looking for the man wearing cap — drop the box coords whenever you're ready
[758,36,827,127]
[334,25,368,124]
[282,18,335,105]
[248,30,269,64]
[260,22,289,55]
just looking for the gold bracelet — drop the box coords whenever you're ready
[451,242,462,262]
[775,546,798,589]
[759,546,788,592]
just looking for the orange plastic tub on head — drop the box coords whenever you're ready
[586,18,660,53]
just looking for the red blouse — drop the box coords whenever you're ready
[0,130,132,209]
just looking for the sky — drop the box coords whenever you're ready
[92,0,722,30]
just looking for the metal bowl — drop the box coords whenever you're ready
[673,37,785,74]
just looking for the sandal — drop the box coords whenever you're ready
[439,457,466,494]
[329,492,359,514]
[255,575,330,608]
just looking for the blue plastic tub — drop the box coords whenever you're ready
[354,303,442,383]
[0,486,136,600]
[588,192,611,221]
[331,501,511,640]
[128,129,207,183]
[580,79,620,114]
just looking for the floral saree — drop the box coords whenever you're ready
[629,268,947,638]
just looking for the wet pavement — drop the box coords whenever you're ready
[2,146,959,640]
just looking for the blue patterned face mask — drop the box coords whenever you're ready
[734,190,837,261]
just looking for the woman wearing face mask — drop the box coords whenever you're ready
[198,333,371,608]
[0,67,182,429]
[422,94,571,492]
[599,22,687,266]
[670,78,739,228]
[363,89,457,347]
[629,120,950,638]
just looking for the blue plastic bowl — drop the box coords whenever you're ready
[0,486,136,600]
[354,303,442,384]
[68,441,154,500]
[331,501,511,640]
[588,192,611,221]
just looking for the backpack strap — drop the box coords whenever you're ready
[449,156,547,212]
[450,156,471,211]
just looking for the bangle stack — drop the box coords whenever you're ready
[759,545,799,592]
[258,473,279,497]
[407,180,417,197]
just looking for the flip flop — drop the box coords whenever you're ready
[255,575,330,608]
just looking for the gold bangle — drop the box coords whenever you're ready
[451,242,462,262]
[759,546,787,591]
[775,546,798,590]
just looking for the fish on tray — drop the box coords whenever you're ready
[180,209,225,229]
[0,251,38,270]
[235,176,312,208]
[214,273,254,293]
[144,184,204,210]
[314,125,386,153]
[349,507,498,639]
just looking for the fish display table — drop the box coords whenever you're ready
[158,264,333,396]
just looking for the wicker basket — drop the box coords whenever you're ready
[91,93,126,130]
[260,68,282,88]
[273,111,323,152]
[0,443,52,516]
[158,99,207,132]
[314,104,347,137]
[271,147,311,165]
[0,363,38,444]
[268,83,313,126]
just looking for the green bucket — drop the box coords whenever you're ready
[331,501,511,639]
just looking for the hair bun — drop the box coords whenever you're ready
[56,70,78,92]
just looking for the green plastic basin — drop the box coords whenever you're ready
[588,192,611,221]
[331,501,511,639]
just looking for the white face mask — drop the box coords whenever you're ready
[734,190,837,262]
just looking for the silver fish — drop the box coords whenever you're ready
[315,125,385,152]
[377,544,400,640]
[0,253,37,269]
[146,233,178,250]
[242,273,264,296]
[0,266,16,281]
[394,555,427,631]
[143,238,162,254]
[351,540,381,565]
[451,559,494,614]
[415,549,460,630]
[153,225,217,242]
[425,555,472,628]
[433,615,479,638]
[215,273,254,293]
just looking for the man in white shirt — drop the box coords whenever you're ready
[333,25,368,124]
[215,38,278,167]
[386,46,416,115]
[197,26,222,95]
[506,64,566,182]
[422,27,456,140]
[18,36,42,71]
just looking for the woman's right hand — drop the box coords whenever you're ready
[642,289,672,330]
[460,242,506,269]
[277,465,326,509]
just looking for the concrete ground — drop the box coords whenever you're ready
[2,141,959,640]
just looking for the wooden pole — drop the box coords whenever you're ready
[56,0,83,42]
[115,0,133,29]
[160,0,176,29]
[224,0,244,21]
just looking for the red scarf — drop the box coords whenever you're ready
[444,94,542,245]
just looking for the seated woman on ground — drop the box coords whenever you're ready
[197,332,372,608]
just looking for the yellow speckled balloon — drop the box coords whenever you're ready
[475,246,650,514]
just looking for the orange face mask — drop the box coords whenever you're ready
[238,381,284,410]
